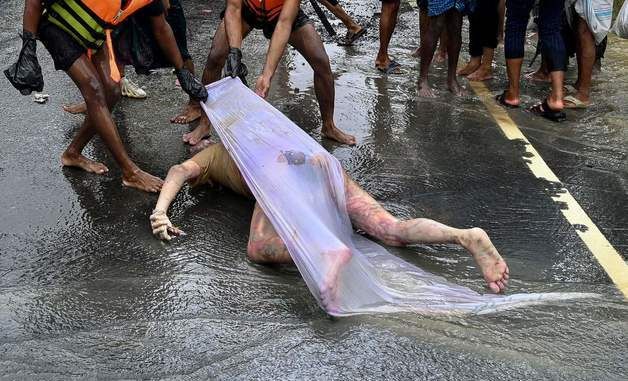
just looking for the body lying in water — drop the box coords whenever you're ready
[150,142,510,310]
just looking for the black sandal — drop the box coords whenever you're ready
[528,99,566,122]
[495,91,519,109]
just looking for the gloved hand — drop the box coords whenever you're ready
[175,67,208,102]
[225,47,248,86]
[4,31,44,95]
[150,209,185,241]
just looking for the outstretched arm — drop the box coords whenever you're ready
[255,0,300,97]
[151,160,201,240]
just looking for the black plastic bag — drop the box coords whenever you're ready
[4,31,44,95]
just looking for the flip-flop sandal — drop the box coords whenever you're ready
[495,91,519,109]
[338,27,367,46]
[376,60,404,75]
[528,99,566,122]
[563,84,577,94]
[563,95,589,109]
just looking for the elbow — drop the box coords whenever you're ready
[168,164,189,178]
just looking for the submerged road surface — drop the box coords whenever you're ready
[1,0,626,379]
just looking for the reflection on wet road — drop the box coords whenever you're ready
[0,0,626,379]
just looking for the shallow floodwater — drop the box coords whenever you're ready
[0,0,626,379]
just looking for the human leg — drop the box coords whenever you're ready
[344,175,509,293]
[445,9,464,95]
[247,203,293,264]
[467,0,498,81]
[289,24,356,145]
[538,0,566,112]
[419,13,446,97]
[566,14,594,107]
[457,9,482,76]
[247,202,351,311]
[318,0,363,35]
[183,20,251,145]
[501,0,534,106]
[375,0,400,70]
[64,52,163,192]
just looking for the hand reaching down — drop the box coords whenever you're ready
[150,209,185,241]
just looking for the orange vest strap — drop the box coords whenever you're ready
[78,0,153,25]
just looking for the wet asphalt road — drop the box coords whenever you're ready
[0,0,627,379]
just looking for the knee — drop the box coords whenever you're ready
[246,239,280,264]
[310,51,332,77]
[380,220,406,246]
[82,76,108,107]
[246,241,264,263]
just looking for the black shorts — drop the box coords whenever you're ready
[222,6,311,40]
[38,20,87,71]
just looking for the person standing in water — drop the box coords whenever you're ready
[149,142,510,310]
[181,0,356,146]
[7,0,207,192]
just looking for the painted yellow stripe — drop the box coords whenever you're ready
[469,81,628,298]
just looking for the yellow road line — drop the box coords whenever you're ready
[469,81,628,298]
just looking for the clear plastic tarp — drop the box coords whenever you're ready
[201,78,595,316]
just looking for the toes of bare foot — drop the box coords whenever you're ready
[419,86,437,98]
[63,102,87,115]
[323,128,356,145]
[61,154,109,175]
[123,170,164,193]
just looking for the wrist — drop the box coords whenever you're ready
[22,30,36,41]
[151,208,166,215]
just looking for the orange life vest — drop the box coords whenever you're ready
[244,0,286,22]
[47,0,154,81]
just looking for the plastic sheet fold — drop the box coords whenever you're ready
[201,78,595,316]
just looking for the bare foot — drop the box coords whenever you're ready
[61,152,109,174]
[434,50,447,64]
[524,70,551,83]
[448,79,466,96]
[321,124,356,145]
[457,59,481,76]
[170,102,201,124]
[319,247,352,314]
[63,102,87,115]
[467,66,493,81]
[447,78,466,96]
[459,228,509,293]
[418,79,437,98]
[122,169,163,193]
[189,138,215,155]
[182,116,211,145]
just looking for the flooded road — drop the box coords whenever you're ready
[1,0,626,379]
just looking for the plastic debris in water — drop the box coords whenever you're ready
[33,93,49,104]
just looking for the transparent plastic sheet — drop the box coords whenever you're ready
[201,78,597,316]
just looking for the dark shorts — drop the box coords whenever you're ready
[222,6,311,40]
[38,20,87,71]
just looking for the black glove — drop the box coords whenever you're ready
[4,31,44,95]
[224,47,248,86]
[175,67,208,102]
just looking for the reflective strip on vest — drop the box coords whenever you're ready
[47,0,105,49]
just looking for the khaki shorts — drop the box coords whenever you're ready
[189,143,252,198]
